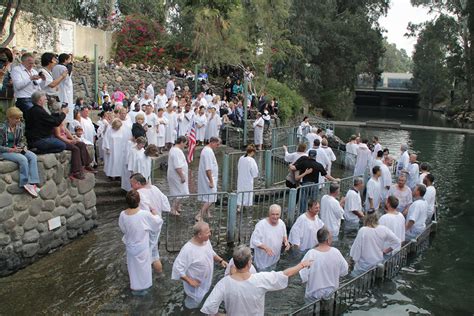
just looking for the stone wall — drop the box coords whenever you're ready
[0,152,97,276]
[72,62,222,103]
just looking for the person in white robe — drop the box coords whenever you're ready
[307,139,330,185]
[250,205,290,271]
[345,135,358,169]
[297,117,311,140]
[180,103,194,136]
[320,183,345,240]
[156,108,168,152]
[171,221,228,309]
[201,245,312,316]
[118,190,163,293]
[253,113,264,150]
[299,227,348,300]
[380,155,393,201]
[388,175,412,214]
[116,108,134,190]
[164,104,177,148]
[350,212,401,274]
[146,82,155,100]
[365,166,382,211]
[405,184,428,239]
[130,173,170,274]
[167,136,189,215]
[224,257,257,276]
[102,119,127,178]
[144,104,158,146]
[166,78,175,98]
[372,136,382,160]
[343,177,365,231]
[154,89,168,110]
[79,106,96,147]
[321,138,336,176]
[206,107,221,140]
[354,139,372,177]
[406,153,420,190]
[422,174,436,223]
[52,54,74,122]
[127,137,151,181]
[305,128,321,151]
[289,200,324,252]
[96,111,112,161]
[419,162,430,185]
[370,150,384,176]
[237,145,259,209]
[283,144,308,188]
[196,138,220,221]
[379,195,405,253]
[195,107,208,145]
[396,144,410,176]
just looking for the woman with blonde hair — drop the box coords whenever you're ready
[0,106,40,196]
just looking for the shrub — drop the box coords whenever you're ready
[264,78,304,123]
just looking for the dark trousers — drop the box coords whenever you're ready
[31,137,66,154]
[16,98,33,113]
[64,141,91,174]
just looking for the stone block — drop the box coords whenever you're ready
[22,243,39,257]
[38,245,51,255]
[0,207,13,222]
[22,229,40,243]
[67,213,85,229]
[67,229,78,239]
[15,211,29,226]
[81,208,93,219]
[91,207,97,219]
[57,180,67,196]
[50,238,63,249]
[38,154,57,169]
[36,223,47,233]
[65,205,76,218]
[38,167,46,186]
[57,151,69,164]
[46,169,55,180]
[60,196,72,208]
[72,194,83,203]
[2,174,12,184]
[28,199,43,216]
[75,173,95,194]
[0,232,10,245]
[39,180,57,200]
[11,172,19,183]
[55,196,61,207]
[42,200,55,211]
[23,216,38,231]
[13,194,32,211]
[0,180,5,193]
[0,193,12,208]
[82,219,95,232]
[69,187,78,198]
[10,226,24,241]
[60,216,66,225]
[12,240,22,252]
[52,206,67,217]
[84,190,96,209]
[39,231,54,248]
[7,184,24,195]
[53,163,64,185]
[0,161,18,173]
[3,218,16,232]
[37,212,53,223]
[53,226,66,239]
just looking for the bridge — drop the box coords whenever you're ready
[355,72,419,107]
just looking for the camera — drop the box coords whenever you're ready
[147,125,152,128]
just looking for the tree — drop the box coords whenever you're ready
[381,40,413,73]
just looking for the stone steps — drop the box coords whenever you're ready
[94,171,125,208]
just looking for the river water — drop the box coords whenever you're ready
[1,106,473,315]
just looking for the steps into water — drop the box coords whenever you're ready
[95,170,125,208]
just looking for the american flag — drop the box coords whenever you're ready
[187,121,197,163]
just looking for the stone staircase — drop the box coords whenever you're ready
[94,170,126,208]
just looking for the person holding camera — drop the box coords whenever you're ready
[39,52,68,113]
[0,106,40,197]
[11,53,42,113]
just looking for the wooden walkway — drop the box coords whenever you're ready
[333,120,474,135]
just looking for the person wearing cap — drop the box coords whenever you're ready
[290,149,339,213]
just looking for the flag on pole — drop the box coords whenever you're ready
[187,121,197,163]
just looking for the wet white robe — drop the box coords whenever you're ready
[118,210,163,291]
[320,195,344,237]
[164,111,177,144]
[354,143,371,177]
[345,142,358,169]
[145,112,159,146]
[171,240,217,308]
[407,162,420,190]
[224,258,257,276]
[379,212,406,251]
[253,117,264,145]
[365,177,382,211]
[300,248,348,300]
[236,155,259,206]
[198,146,219,203]
[343,189,362,224]
[424,185,436,221]
[167,146,189,196]
[288,213,324,251]
[250,218,287,270]
[156,116,168,147]
[406,199,428,237]
[321,146,336,176]
[380,163,392,201]
[201,271,288,316]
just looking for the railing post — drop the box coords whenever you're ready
[227,193,238,244]
[287,188,297,226]
[222,153,230,192]
[271,128,276,148]
[265,150,272,188]
[376,263,385,281]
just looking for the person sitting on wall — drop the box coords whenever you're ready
[0,106,41,197]
[24,91,66,154]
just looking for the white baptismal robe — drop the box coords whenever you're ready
[253,117,264,145]
[145,112,159,146]
[198,146,218,202]
[344,189,362,223]
[288,213,324,251]
[171,240,217,305]
[137,185,170,216]
[321,146,336,175]
[350,226,400,272]
[354,143,371,176]
[195,114,208,142]
[156,116,168,147]
[250,219,287,270]
[379,212,406,251]
[320,195,344,237]
[201,271,288,316]
[206,114,221,139]
[299,248,348,299]
[424,186,436,220]
[128,147,152,181]
[102,127,128,177]
[406,199,428,237]
[167,146,189,196]
[79,117,96,145]
[224,258,257,276]
[164,111,177,143]
[118,210,163,290]
[365,177,382,211]
[380,163,392,200]
[236,155,259,206]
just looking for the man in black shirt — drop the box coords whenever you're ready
[291,150,339,213]
[25,91,66,154]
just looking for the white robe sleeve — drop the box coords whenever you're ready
[288,216,303,247]
[200,279,225,315]
[250,222,264,248]
[254,271,288,291]
[349,229,363,262]
[299,251,312,283]
[171,246,190,280]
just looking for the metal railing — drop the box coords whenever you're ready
[270,145,296,187]
[222,150,266,192]
[310,117,336,134]
[271,126,299,148]
[222,125,244,150]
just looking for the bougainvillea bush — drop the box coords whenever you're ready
[114,15,191,69]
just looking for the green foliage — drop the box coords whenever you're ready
[263,78,304,123]
[117,0,166,23]
[381,41,413,73]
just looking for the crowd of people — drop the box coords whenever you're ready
[118,116,437,314]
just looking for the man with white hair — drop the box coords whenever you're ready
[406,153,419,190]
[250,205,290,271]
[11,52,42,112]
[343,177,365,231]
[300,227,348,300]
[172,221,228,309]
[289,200,325,252]
[388,175,412,214]
[397,144,410,176]
[201,245,312,316]
[320,183,345,240]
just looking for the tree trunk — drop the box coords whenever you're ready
[0,0,21,48]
